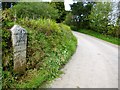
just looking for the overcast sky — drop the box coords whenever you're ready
[43,0,73,11]
[64,0,73,11]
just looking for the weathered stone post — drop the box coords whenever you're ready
[10,25,27,73]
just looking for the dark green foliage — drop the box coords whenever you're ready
[2,9,14,71]
[11,2,59,20]
[2,2,11,10]
[2,9,15,88]
[2,2,17,10]
[63,13,72,25]
[63,12,78,31]
[0,67,2,90]
[107,25,120,37]
[70,2,94,29]
[2,9,14,28]
[50,2,67,23]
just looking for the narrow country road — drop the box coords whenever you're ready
[49,31,118,88]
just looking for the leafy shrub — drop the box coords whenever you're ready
[11,2,59,20]
[63,13,73,26]
[49,2,67,23]
[0,67,2,90]
[18,18,77,71]
[63,13,80,31]
[107,25,120,37]
[2,9,14,71]
[2,8,14,29]
[89,2,120,37]
[89,2,111,33]
[2,9,15,88]
[2,9,77,88]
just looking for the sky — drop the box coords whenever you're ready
[42,0,73,11]
[64,0,73,11]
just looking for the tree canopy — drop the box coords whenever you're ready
[49,2,67,23]
[11,2,59,20]
[69,2,95,29]
[2,2,17,10]
[89,2,111,33]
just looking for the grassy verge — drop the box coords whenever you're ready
[0,58,1,89]
[0,46,1,89]
[3,19,77,88]
[78,29,119,45]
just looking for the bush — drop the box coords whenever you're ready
[18,18,77,71]
[107,25,120,37]
[2,9,77,88]
[2,9,15,88]
[0,67,2,90]
[63,13,80,31]
[11,2,59,20]
[2,9,14,71]
[63,13,73,26]
[89,2,111,33]
[89,2,120,37]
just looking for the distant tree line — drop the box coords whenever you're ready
[2,2,17,10]
[2,1,120,37]
[64,1,120,37]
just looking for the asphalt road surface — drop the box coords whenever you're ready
[50,31,118,88]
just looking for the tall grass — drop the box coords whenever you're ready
[78,29,119,45]
[2,18,77,88]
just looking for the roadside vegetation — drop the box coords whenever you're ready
[64,2,120,45]
[12,2,59,20]
[2,1,120,89]
[78,29,119,45]
[2,2,77,88]
[0,27,1,89]
[0,67,1,90]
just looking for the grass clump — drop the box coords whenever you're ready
[0,50,1,89]
[2,18,77,88]
[78,29,119,45]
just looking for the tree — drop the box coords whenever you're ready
[49,2,67,23]
[2,2,17,10]
[89,2,112,34]
[70,2,94,29]
[11,2,59,20]
[63,12,73,26]
[116,1,120,26]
